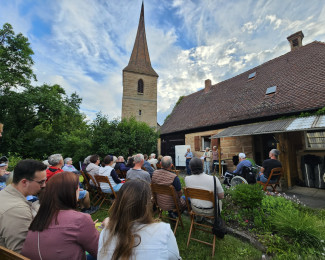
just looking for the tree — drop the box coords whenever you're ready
[0,84,91,161]
[0,23,36,91]
[91,114,158,158]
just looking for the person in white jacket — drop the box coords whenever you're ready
[98,179,181,260]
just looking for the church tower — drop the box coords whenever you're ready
[122,2,158,128]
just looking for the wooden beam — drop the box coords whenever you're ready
[218,138,222,177]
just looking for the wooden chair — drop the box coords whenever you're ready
[156,163,162,169]
[85,173,102,205]
[151,184,184,235]
[116,169,127,178]
[257,167,283,192]
[171,165,180,176]
[184,187,216,256]
[0,246,30,260]
[94,175,117,208]
[80,170,98,201]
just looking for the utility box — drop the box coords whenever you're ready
[175,145,191,167]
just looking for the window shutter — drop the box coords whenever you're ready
[211,135,218,148]
[194,136,200,151]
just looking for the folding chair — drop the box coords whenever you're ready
[94,175,117,208]
[80,170,98,201]
[184,187,216,256]
[257,167,283,192]
[151,184,184,234]
[0,245,30,260]
[116,169,127,178]
[171,165,180,176]
[85,173,102,205]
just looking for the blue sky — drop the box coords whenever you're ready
[1,0,325,125]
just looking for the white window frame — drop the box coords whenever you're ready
[201,136,211,151]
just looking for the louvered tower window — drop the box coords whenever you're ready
[138,79,144,94]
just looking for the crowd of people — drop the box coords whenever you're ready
[0,142,282,259]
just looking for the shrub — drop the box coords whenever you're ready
[231,184,264,209]
[261,195,295,215]
[271,207,325,254]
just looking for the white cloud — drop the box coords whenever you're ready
[1,0,325,125]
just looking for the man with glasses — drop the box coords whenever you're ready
[0,159,47,253]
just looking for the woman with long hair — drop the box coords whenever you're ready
[21,171,99,260]
[98,179,181,260]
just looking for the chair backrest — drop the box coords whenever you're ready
[184,188,214,205]
[94,175,117,198]
[268,167,283,182]
[0,246,30,260]
[151,184,180,211]
[86,172,98,187]
[242,166,256,184]
[80,170,90,189]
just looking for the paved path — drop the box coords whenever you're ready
[285,186,325,209]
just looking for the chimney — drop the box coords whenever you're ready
[287,31,304,51]
[204,79,211,93]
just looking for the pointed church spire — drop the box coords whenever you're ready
[123,2,158,77]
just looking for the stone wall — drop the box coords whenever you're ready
[185,130,253,171]
[122,71,157,128]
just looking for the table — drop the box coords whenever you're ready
[214,161,228,176]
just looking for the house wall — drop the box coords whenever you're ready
[185,129,254,171]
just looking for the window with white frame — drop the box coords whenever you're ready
[305,130,325,149]
[201,136,211,151]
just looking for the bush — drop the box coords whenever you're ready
[231,184,265,209]
[6,154,23,171]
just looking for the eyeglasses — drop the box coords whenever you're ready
[28,179,47,185]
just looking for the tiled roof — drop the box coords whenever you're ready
[161,41,325,135]
[123,3,158,77]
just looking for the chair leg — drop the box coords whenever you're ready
[187,215,194,247]
[173,218,179,235]
[212,235,216,256]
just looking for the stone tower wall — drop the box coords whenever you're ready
[122,71,157,128]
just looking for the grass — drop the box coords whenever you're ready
[91,205,262,260]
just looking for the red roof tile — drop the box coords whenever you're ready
[161,41,325,134]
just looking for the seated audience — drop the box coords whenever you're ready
[258,149,282,183]
[46,154,64,181]
[148,153,158,169]
[226,153,252,176]
[152,156,186,217]
[46,154,95,214]
[126,156,135,168]
[62,157,80,174]
[114,156,130,172]
[98,179,181,260]
[157,155,163,168]
[126,154,151,183]
[21,172,99,260]
[143,154,154,176]
[82,155,91,172]
[185,158,224,216]
[99,155,123,193]
[0,156,10,188]
[0,159,47,253]
[86,154,101,186]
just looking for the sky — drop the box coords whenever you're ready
[1,0,325,125]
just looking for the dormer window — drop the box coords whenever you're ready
[248,72,256,80]
[266,86,277,95]
[137,79,144,94]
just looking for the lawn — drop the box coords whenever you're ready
[92,201,263,260]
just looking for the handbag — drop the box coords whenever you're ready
[212,176,227,238]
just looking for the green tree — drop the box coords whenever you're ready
[0,84,91,161]
[91,114,158,158]
[0,23,36,91]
